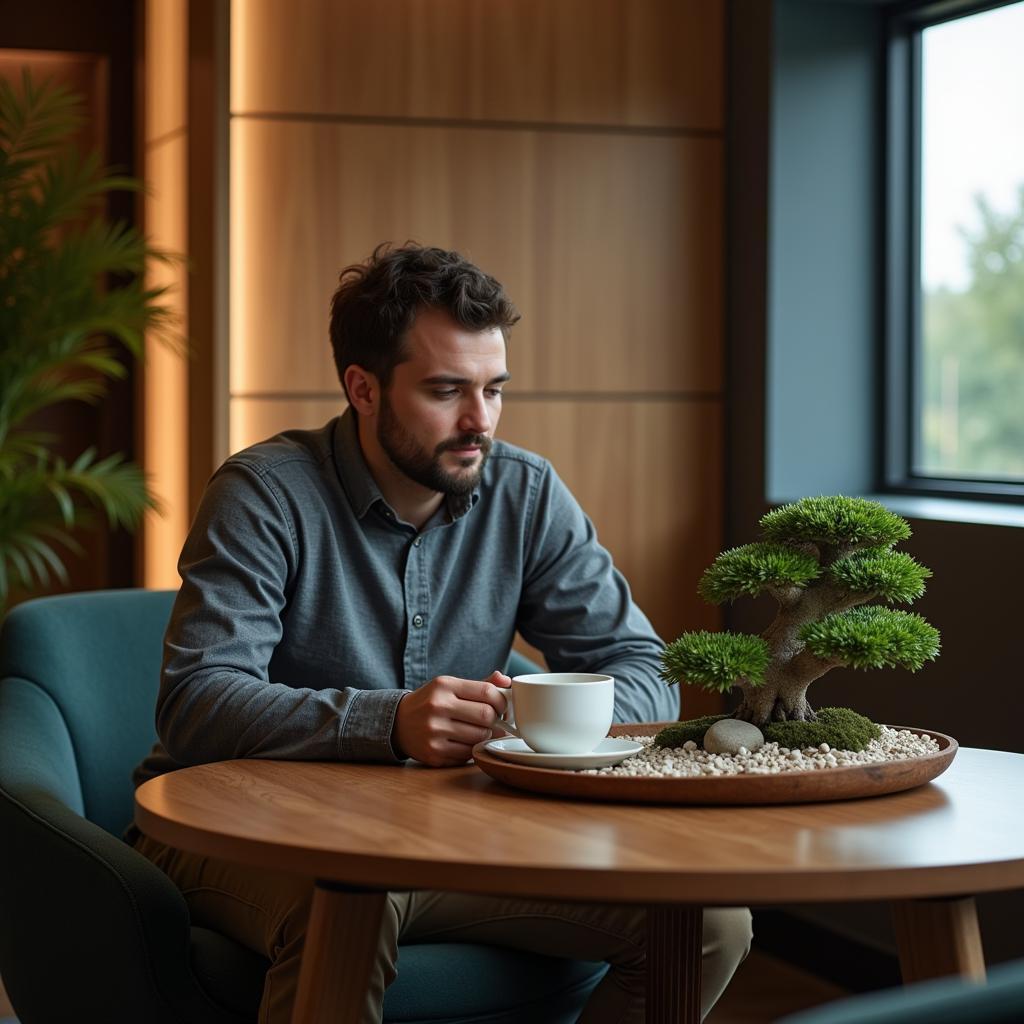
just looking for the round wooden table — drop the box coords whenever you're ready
[135,746,1024,1024]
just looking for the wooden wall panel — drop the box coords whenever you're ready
[232,0,723,131]
[231,398,344,452]
[230,119,721,396]
[498,400,722,648]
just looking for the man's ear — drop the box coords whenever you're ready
[345,365,380,416]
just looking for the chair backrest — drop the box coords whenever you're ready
[0,588,175,835]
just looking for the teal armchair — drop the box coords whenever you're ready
[0,589,603,1023]
[779,959,1024,1024]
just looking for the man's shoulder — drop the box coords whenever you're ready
[225,419,338,479]
[488,437,550,473]
[486,438,552,480]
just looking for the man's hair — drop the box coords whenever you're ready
[329,243,520,400]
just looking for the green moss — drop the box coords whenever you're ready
[653,707,881,753]
[653,715,729,748]
[762,707,881,752]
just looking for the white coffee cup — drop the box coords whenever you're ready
[496,673,614,755]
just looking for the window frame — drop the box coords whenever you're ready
[883,0,1024,503]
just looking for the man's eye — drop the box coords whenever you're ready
[432,389,458,398]
[485,389,504,399]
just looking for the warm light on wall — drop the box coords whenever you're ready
[228,0,249,447]
[228,117,253,415]
[142,0,190,589]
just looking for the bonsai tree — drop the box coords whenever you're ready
[0,71,177,610]
[659,496,940,741]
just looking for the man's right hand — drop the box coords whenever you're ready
[392,671,511,767]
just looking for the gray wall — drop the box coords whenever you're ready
[768,0,879,500]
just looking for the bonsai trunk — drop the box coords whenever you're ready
[731,591,847,727]
[733,671,819,725]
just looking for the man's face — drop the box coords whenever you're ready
[376,308,509,496]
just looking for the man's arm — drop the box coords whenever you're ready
[156,462,407,765]
[517,464,678,724]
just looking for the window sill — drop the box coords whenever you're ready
[864,493,1024,529]
[767,492,1024,529]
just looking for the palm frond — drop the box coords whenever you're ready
[0,430,55,466]
[0,446,160,605]
[0,72,83,177]
[57,448,162,527]
[0,70,184,610]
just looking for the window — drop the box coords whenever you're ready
[885,0,1024,499]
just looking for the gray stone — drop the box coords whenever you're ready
[703,719,765,755]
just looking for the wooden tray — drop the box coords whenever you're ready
[471,723,958,805]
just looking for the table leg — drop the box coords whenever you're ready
[647,904,703,1024]
[891,896,986,984]
[291,882,388,1024]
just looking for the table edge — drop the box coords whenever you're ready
[133,799,1024,906]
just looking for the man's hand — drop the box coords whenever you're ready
[392,671,511,767]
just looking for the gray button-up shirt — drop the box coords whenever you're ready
[133,410,675,786]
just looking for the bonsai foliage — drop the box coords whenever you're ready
[661,496,940,728]
[0,72,176,608]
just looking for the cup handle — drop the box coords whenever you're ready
[494,688,521,740]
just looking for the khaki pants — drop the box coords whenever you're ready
[135,834,751,1024]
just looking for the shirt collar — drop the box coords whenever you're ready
[445,487,478,522]
[333,408,385,519]
[333,408,480,523]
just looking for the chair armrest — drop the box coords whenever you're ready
[779,958,1024,1023]
[0,786,249,1024]
[505,650,543,676]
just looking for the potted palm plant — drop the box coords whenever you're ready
[0,71,177,611]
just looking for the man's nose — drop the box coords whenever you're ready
[459,394,492,434]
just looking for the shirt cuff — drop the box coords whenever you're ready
[340,688,408,763]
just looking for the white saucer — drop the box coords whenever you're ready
[482,736,644,770]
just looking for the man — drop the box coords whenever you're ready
[132,243,751,1023]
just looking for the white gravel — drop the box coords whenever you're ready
[582,727,939,777]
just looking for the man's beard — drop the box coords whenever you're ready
[377,394,492,496]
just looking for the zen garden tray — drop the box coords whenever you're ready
[471,722,958,805]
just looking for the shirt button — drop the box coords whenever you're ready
[412,614,425,628]
[413,537,422,547]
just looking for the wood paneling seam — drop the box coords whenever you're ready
[231,391,725,403]
[229,110,723,140]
